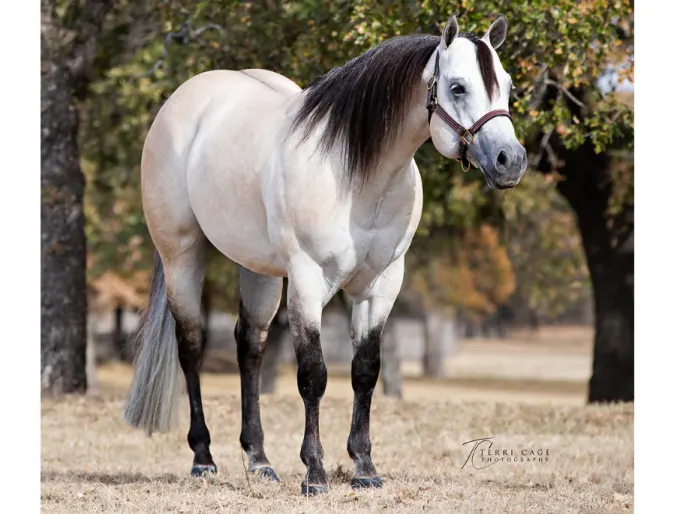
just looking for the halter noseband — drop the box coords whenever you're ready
[426,52,512,172]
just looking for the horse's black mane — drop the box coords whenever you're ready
[291,33,500,187]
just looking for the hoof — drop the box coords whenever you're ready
[301,482,329,496]
[351,476,383,489]
[253,466,280,482]
[191,463,218,477]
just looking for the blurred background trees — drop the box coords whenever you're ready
[41,0,633,402]
[41,0,114,394]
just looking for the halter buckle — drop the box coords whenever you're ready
[461,130,475,147]
[427,76,437,91]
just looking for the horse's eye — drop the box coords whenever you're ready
[450,84,466,96]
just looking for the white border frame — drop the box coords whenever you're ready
[0,1,41,512]
[0,1,661,512]
[634,0,673,511]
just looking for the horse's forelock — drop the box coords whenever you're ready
[459,32,500,103]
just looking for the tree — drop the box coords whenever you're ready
[543,138,633,402]
[79,0,633,402]
[41,0,113,394]
[334,0,634,401]
[501,172,591,322]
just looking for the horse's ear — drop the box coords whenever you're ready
[441,14,460,50]
[484,15,507,50]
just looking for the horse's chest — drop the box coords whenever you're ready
[271,160,423,294]
[341,223,413,291]
[318,192,422,295]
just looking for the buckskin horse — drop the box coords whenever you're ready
[123,14,526,495]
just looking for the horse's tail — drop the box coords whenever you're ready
[123,252,183,435]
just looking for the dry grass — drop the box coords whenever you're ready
[42,362,633,513]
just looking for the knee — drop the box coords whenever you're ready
[352,337,382,393]
[296,331,327,401]
[297,359,327,401]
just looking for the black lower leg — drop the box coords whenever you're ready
[235,306,278,481]
[348,326,383,487]
[295,326,329,495]
[176,319,215,476]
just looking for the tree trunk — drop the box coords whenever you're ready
[529,310,540,332]
[86,311,99,394]
[553,141,633,403]
[41,3,88,394]
[422,310,448,378]
[585,247,633,403]
[41,0,113,394]
[380,318,402,398]
[112,305,125,360]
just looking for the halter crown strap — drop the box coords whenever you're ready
[426,52,512,172]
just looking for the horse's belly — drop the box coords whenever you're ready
[202,219,287,277]
[196,213,286,276]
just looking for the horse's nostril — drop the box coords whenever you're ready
[497,150,508,167]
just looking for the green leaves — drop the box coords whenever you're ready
[501,173,590,317]
[78,0,632,318]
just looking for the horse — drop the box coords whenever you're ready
[123,14,527,495]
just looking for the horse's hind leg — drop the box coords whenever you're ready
[236,265,283,481]
[161,237,216,476]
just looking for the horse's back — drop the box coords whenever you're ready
[143,69,298,165]
[239,69,302,96]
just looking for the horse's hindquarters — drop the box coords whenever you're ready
[142,70,298,277]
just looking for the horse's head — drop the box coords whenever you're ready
[427,15,526,190]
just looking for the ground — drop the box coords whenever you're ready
[41,329,633,513]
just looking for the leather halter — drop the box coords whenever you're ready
[426,52,512,172]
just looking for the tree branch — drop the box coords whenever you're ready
[134,19,225,79]
[530,126,554,169]
[543,140,562,170]
[544,79,586,109]
[134,23,190,79]
[526,65,549,112]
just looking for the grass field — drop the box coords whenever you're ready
[42,337,634,513]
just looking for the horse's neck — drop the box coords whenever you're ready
[359,86,430,194]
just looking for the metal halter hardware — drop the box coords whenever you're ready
[426,52,512,172]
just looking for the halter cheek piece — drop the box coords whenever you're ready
[426,52,512,172]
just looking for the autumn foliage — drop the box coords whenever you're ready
[79,0,633,322]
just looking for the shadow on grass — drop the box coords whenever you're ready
[41,470,194,486]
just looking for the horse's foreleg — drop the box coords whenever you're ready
[346,257,405,489]
[287,262,329,496]
[163,245,216,477]
[235,266,283,482]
